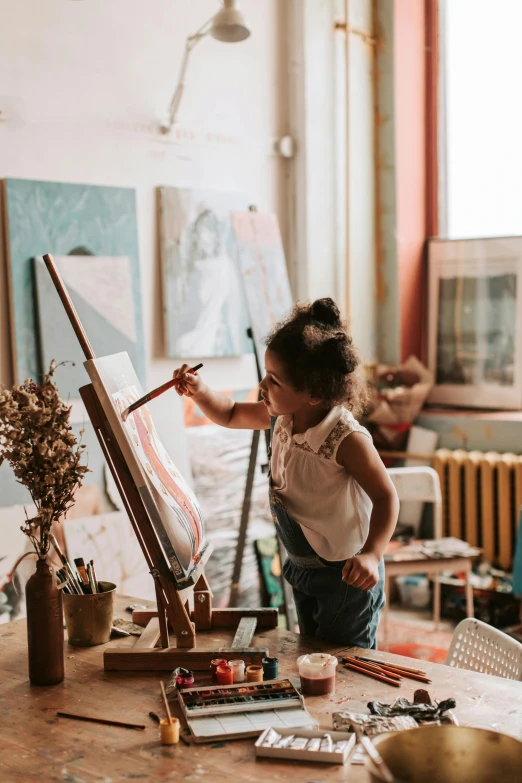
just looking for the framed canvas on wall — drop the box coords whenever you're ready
[427,236,522,410]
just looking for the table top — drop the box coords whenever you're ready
[1,595,521,783]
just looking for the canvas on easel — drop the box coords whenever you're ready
[42,253,277,672]
[231,210,293,364]
[85,352,208,587]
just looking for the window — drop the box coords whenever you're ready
[441,0,522,239]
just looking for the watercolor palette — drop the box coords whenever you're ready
[177,679,314,743]
[178,679,303,717]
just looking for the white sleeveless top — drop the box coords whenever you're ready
[271,406,373,561]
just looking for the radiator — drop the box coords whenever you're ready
[433,449,522,570]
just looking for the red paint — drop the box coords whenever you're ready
[211,658,228,683]
[299,674,335,696]
[133,405,202,551]
[216,665,233,685]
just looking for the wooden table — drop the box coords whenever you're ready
[1,596,521,783]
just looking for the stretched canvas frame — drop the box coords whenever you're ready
[230,211,293,365]
[85,352,210,587]
[158,186,252,358]
[427,236,522,410]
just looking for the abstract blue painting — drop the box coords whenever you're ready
[34,255,142,401]
[3,178,145,388]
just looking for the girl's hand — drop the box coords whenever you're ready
[172,364,203,398]
[342,552,380,590]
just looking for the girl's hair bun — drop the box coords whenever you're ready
[322,334,357,374]
[310,298,341,327]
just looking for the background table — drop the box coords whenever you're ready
[1,595,521,782]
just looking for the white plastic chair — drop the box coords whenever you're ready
[445,618,522,680]
[386,466,443,538]
[382,467,474,648]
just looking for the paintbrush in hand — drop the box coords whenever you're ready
[121,364,203,421]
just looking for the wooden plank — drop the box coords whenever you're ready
[134,618,161,650]
[193,591,212,631]
[210,608,278,629]
[132,606,279,629]
[103,646,269,672]
[231,617,257,649]
[154,581,169,648]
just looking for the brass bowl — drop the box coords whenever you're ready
[366,725,522,783]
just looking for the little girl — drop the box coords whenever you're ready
[173,298,399,648]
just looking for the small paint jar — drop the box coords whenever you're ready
[246,664,263,682]
[228,659,245,683]
[160,717,180,745]
[216,664,234,685]
[176,670,195,689]
[297,653,338,696]
[262,656,278,680]
[211,658,228,683]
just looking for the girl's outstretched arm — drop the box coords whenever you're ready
[173,364,270,430]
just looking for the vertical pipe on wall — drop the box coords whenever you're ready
[334,3,348,319]
[374,0,400,365]
[425,0,439,238]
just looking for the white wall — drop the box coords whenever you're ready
[0,0,290,477]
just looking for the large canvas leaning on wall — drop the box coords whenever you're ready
[86,352,209,586]
[159,187,252,358]
[427,236,522,409]
[231,211,293,363]
[34,255,144,402]
[2,179,145,390]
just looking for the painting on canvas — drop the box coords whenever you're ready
[34,255,145,402]
[427,236,522,409]
[85,352,209,586]
[3,178,144,386]
[231,211,293,364]
[159,187,252,358]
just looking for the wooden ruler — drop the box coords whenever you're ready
[230,617,258,649]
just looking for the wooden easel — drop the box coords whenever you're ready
[229,329,296,631]
[43,253,277,672]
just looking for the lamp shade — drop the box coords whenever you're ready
[211,0,251,43]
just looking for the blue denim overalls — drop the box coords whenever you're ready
[268,417,385,648]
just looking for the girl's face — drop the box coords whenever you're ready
[259,349,320,417]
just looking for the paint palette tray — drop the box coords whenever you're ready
[255,727,356,764]
[177,679,314,743]
[178,679,303,717]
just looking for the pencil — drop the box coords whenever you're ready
[121,364,203,421]
[57,711,145,730]
[374,664,431,684]
[355,656,428,677]
[342,656,402,681]
[343,661,401,687]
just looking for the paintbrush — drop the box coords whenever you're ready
[121,363,203,421]
[57,711,145,731]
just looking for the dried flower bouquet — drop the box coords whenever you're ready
[0,361,89,559]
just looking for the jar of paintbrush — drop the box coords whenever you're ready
[58,550,116,646]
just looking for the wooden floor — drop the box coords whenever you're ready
[1,595,521,782]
